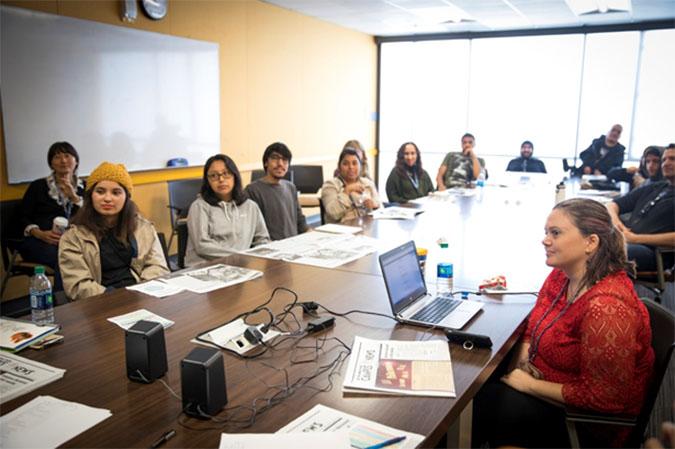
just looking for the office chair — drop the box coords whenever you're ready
[166,178,201,254]
[634,247,675,302]
[156,232,173,272]
[250,169,293,183]
[0,199,55,299]
[564,298,675,448]
[318,198,327,225]
[292,165,323,194]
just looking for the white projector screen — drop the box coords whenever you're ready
[1,5,220,184]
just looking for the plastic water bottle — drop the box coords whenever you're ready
[30,266,54,325]
[555,182,566,205]
[476,171,486,188]
[436,242,453,295]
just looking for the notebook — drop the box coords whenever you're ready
[379,241,482,330]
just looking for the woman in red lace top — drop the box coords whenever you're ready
[473,198,654,448]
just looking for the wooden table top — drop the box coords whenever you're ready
[1,185,554,448]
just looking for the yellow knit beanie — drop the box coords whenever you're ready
[86,162,133,196]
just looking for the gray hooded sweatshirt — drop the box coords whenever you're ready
[185,196,270,267]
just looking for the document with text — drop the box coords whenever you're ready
[342,336,455,398]
[0,352,65,404]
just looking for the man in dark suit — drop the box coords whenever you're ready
[506,141,547,173]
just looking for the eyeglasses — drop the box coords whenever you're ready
[207,172,234,181]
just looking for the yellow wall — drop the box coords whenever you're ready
[0,0,377,299]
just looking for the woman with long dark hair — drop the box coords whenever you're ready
[58,162,168,300]
[185,154,270,266]
[473,198,654,448]
[385,142,434,203]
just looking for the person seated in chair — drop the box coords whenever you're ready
[322,148,380,224]
[385,142,434,203]
[185,154,270,266]
[506,140,547,173]
[607,145,663,190]
[58,162,169,300]
[20,142,85,291]
[574,124,625,176]
[436,133,486,190]
[472,198,654,448]
[333,139,372,180]
[607,144,675,272]
[244,142,308,241]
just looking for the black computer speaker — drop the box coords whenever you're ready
[125,320,168,383]
[180,347,227,418]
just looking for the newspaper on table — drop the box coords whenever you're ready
[0,395,111,448]
[314,224,363,234]
[161,264,262,294]
[342,336,455,398]
[370,207,422,220]
[0,352,65,404]
[107,309,174,330]
[244,231,380,268]
[278,403,424,449]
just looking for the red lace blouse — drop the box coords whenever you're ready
[524,269,654,416]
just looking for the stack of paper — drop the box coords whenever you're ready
[278,403,424,449]
[342,336,455,398]
[107,309,174,330]
[0,353,65,404]
[0,318,60,353]
[244,232,380,268]
[0,395,111,448]
[370,207,423,220]
[128,263,263,296]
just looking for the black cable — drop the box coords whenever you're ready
[314,303,400,322]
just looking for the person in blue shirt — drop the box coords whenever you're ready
[506,141,547,173]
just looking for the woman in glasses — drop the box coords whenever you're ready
[185,154,270,266]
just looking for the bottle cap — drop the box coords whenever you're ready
[34,265,45,275]
[439,242,449,248]
[416,248,428,256]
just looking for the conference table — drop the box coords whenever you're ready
[1,179,559,448]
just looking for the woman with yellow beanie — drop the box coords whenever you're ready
[58,162,169,300]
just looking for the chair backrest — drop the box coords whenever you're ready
[634,298,675,445]
[155,231,172,271]
[176,220,189,269]
[0,200,25,269]
[250,169,293,184]
[167,179,202,227]
[292,165,324,194]
[318,198,326,225]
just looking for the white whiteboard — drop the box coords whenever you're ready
[1,5,220,184]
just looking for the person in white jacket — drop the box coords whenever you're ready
[185,154,270,267]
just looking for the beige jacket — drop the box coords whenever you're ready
[58,216,169,301]
[321,176,381,224]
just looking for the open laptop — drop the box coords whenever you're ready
[379,241,482,330]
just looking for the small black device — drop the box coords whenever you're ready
[180,347,227,418]
[243,326,264,345]
[307,316,335,334]
[125,320,168,383]
[444,329,493,349]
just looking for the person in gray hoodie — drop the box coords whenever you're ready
[185,154,270,267]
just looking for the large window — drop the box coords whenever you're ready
[378,29,675,191]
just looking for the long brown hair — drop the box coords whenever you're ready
[395,142,423,177]
[70,184,138,244]
[553,198,634,289]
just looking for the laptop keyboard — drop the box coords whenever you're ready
[411,296,462,324]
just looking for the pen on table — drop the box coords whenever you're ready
[363,435,407,449]
[149,429,176,449]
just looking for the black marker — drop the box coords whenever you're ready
[150,429,176,449]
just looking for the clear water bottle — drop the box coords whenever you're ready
[30,266,54,325]
[476,171,486,188]
[436,242,453,295]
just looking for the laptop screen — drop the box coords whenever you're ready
[379,241,427,314]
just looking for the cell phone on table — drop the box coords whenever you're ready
[30,334,64,350]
